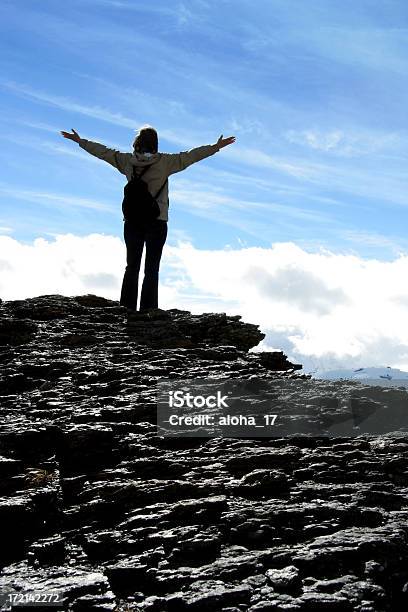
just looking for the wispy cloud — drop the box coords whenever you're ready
[285,128,400,157]
[225,147,323,180]
[305,26,408,75]
[1,80,140,129]
[171,177,335,223]
[0,185,114,212]
[0,132,123,166]
[0,80,202,149]
[341,229,407,255]
[236,2,408,76]
[227,116,265,136]
[74,0,215,34]
[71,72,189,118]
[17,119,64,135]
[76,0,200,24]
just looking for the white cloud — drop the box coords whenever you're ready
[227,116,265,136]
[286,129,344,152]
[0,234,124,300]
[285,128,399,157]
[2,233,408,372]
[241,265,350,315]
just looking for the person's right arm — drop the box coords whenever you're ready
[60,129,130,175]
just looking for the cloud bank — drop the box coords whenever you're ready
[1,233,408,373]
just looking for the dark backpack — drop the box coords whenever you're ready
[122,165,167,223]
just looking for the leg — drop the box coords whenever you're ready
[119,220,145,310]
[139,220,168,310]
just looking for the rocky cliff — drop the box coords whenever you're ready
[0,295,408,611]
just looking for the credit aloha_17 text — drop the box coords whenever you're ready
[167,414,279,426]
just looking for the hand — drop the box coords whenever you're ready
[216,134,236,150]
[60,128,81,143]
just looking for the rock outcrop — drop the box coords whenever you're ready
[0,294,407,611]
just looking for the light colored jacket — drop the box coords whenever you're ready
[78,138,220,221]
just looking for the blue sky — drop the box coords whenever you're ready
[2,0,408,257]
[3,0,408,372]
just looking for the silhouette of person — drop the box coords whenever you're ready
[61,126,235,311]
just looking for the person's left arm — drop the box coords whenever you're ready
[163,134,236,176]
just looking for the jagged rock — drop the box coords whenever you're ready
[27,535,66,565]
[265,565,301,593]
[0,293,407,611]
[73,294,118,308]
[0,318,37,345]
[126,308,265,350]
[57,425,116,473]
[258,350,302,371]
[0,456,22,478]
[6,294,85,320]
[234,469,292,496]
[164,579,253,610]
[0,487,62,566]
[105,559,156,594]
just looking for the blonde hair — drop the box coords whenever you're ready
[132,124,158,154]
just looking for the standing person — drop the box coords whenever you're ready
[60,125,235,311]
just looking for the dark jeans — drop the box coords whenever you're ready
[120,218,168,311]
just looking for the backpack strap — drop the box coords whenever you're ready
[132,164,150,179]
[132,165,168,201]
[153,179,168,201]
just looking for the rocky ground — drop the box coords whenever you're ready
[0,294,408,611]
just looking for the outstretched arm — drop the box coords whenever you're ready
[164,133,236,175]
[60,129,130,175]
